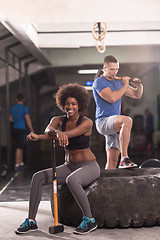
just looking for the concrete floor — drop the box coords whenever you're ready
[1,200,160,240]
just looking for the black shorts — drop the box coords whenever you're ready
[13,129,26,149]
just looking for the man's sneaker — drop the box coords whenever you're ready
[15,218,38,234]
[119,157,137,169]
[73,216,97,234]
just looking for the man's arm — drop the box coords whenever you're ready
[9,115,13,122]
[99,85,127,103]
[98,76,130,103]
[124,78,143,99]
[25,114,34,132]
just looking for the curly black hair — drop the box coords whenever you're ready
[55,83,90,112]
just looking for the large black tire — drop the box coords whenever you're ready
[139,159,160,168]
[51,168,160,228]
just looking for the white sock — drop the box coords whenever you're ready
[29,219,34,222]
[121,156,128,161]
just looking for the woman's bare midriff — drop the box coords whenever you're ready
[65,148,96,164]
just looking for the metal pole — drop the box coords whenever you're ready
[5,48,11,173]
[24,59,37,111]
[4,42,21,173]
[24,60,36,167]
[24,63,29,106]
[18,59,22,93]
[0,108,2,166]
[19,54,32,95]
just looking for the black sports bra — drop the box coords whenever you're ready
[61,115,90,150]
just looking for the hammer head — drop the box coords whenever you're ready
[49,225,64,234]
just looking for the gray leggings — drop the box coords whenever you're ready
[28,160,100,220]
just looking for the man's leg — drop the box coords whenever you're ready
[14,129,26,170]
[96,116,121,169]
[114,115,132,159]
[15,148,23,166]
[114,115,137,168]
[106,147,120,169]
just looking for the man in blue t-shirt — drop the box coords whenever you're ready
[10,94,34,171]
[93,55,143,169]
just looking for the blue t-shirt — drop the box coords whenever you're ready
[93,76,123,122]
[10,103,29,130]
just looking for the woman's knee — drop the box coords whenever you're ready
[31,169,49,186]
[66,174,77,187]
[31,172,42,186]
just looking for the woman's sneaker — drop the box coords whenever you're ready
[119,157,137,168]
[15,218,38,234]
[74,216,97,234]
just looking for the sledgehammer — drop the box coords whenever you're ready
[49,139,64,234]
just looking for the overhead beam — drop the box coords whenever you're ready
[2,21,51,66]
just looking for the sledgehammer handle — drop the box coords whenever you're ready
[115,76,142,83]
[51,140,56,180]
[51,140,58,226]
[49,140,64,234]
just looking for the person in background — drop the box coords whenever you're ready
[10,93,34,171]
[15,83,100,235]
[93,55,143,169]
[145,108,154,153]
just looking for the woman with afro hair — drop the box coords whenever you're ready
[16,83,100,235]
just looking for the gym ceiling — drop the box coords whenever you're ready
[0,0,160,85]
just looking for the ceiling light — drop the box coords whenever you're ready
[78,69,98,74]
[83,86,93,90]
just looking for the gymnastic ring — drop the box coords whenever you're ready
[96,39,106,53]
[92,22,107,40]
[92,27,106,41]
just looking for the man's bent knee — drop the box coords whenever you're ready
[124,116,133,129]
